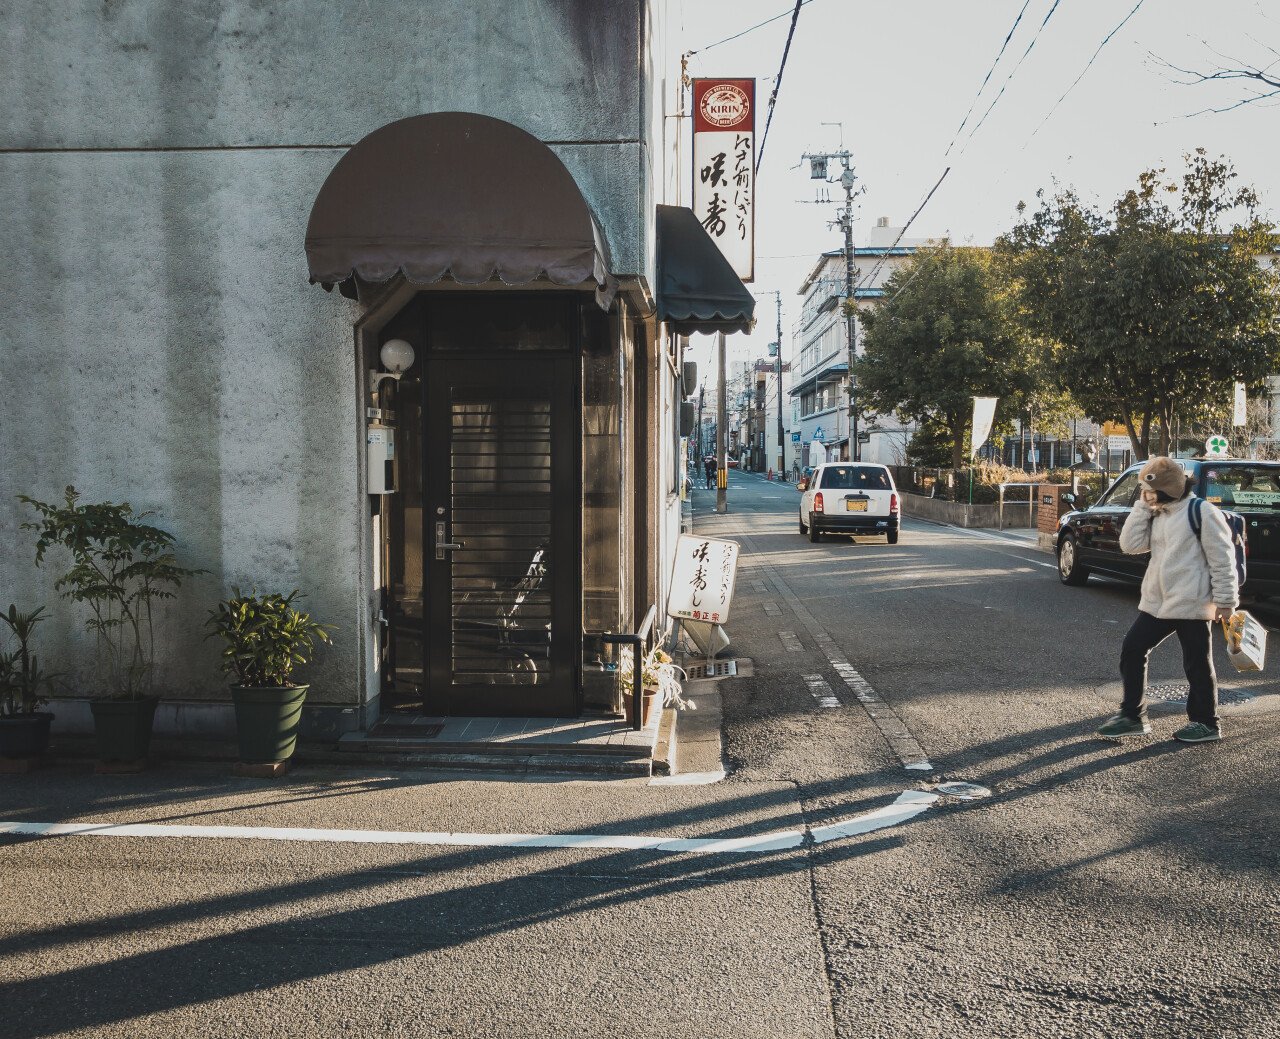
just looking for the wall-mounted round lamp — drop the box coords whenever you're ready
[380,338,415,374]
[369,338,417,405]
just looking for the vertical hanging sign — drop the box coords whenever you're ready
[692,78,755,283]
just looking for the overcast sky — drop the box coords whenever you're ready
[674,0,1277,369]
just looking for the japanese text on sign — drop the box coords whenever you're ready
[668,534,740,623]
[692,78,755,283]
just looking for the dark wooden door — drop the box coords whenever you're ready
[423,354,578,716]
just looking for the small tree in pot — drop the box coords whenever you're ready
[20,487,202,765]
[0,606,58,761]
[206,589,333,765]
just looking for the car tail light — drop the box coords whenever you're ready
[890,493,899,514]
[814,492,824,513]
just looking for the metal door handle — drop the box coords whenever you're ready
[435,521,464,559]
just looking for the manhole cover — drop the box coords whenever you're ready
[1146,682,1252,706]
[685,659,739,680]
[934,781,991,800]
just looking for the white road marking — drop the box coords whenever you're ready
[810,791,939,843]
[0,789,943,856]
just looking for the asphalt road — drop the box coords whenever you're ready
[2,471,1277,1038]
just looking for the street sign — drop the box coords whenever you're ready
[791,431,801,442]
[692,78,755,282]
[668,534,739,624]
[1206,434,1229,457]
[812,426,825,441]
[1233,382,1247,427]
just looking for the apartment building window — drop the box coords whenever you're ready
[801,390,816,416]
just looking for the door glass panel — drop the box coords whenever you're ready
[1098,471,1140,508]
[449,398,553,686]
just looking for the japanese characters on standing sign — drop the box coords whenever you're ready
[668,533,740,624]
[692,78,755,283]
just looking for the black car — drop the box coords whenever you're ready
[1055,458,1280,597]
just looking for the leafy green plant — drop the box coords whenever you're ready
[0,605,57,717]
[20,487,203,701]
[206,589,334,688]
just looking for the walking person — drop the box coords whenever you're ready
[1097,457,1238,743]
[704,455,716,490]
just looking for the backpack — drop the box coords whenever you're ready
[1188,496,1247,588]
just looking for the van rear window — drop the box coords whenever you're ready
[819,466,891,490]
[1202,465,1280,508]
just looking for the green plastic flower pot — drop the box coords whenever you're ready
[0,712,54,759]
[90,698,159,763]
[231,685,308,763]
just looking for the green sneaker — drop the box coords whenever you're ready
[1173,722,1221,743]
[1096,714,1152,738]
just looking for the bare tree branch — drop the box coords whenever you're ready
[1150,42,1280,116]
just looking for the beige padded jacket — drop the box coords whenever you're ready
[1119,496,1239,621]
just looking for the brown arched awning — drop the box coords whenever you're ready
[306,112,615,305]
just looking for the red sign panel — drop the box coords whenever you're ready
[692,79,755,135]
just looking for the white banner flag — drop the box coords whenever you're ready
[971,397,998,459]
[1233,382,1247,427]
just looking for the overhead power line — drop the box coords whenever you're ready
[1025,0,1148,142]
[944,0,1035,157]
[687,0,819,56]
[756,0,806,176]
[855,167,951,292]
[960,0,1064,153]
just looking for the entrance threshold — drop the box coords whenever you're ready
[338,712,663,777]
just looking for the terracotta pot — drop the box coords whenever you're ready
[624,686,660,727]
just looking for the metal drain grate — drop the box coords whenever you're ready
[685,659,739,680]
[1146,682,1253,706]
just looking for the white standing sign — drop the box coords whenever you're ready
[1233,382,1247,427]
[970,396,998,458]
[692,78,755,282]
[668,534,740,624]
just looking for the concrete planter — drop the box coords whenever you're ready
[899,493,1006,529]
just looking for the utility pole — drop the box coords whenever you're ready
[717,332,728,513]
[800,147,861,461]
[774,291,786,479]
[697,383,705,462]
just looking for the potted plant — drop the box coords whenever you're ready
[206,589,333,764]
[0,605,58,761]
[618,646,690,726]
[20,487,202,765]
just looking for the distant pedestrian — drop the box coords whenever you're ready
[704,455,716,490]
[1097,457,1238,743]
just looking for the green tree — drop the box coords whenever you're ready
[856,244,1041,471]
[998,151,1280,459]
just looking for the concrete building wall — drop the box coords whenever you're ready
[0,0,655,712]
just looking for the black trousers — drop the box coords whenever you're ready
[1119,611,1219,727]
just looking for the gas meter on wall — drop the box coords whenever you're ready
[367,419,396,494]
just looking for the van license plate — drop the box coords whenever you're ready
[846,500,867,512]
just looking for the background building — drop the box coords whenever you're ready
[791,218,936,468]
